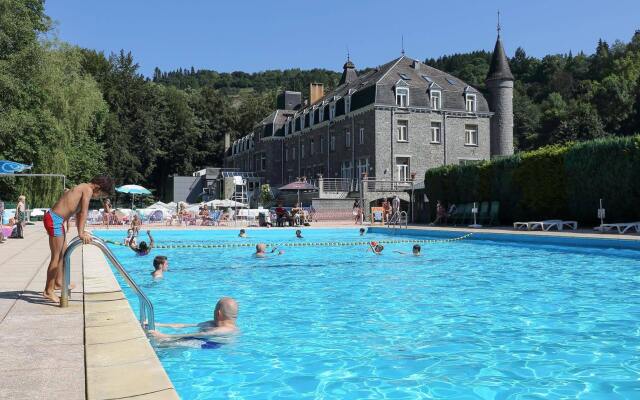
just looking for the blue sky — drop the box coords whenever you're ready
[46,0,638,77]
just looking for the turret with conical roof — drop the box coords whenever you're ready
[339,56,358,85]
[486,29,514,157]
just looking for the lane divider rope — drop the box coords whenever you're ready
[104,233,473,249]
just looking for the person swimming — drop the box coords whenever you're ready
[295,229,303,238]
[149,297,239,348]
[359,228,366,236]
[255,243,284,257]
[124,228,136,246]
[369,241,384,255]
[394,244,421,256]
[151,255,168,279]
[130,230,154,256]
[238,229,247,238]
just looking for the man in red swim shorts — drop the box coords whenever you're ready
[43,176,114,303]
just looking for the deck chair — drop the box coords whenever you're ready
[594,221,640,234]
[448,205,463,225]
[452,203,467,225]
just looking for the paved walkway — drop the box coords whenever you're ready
[0,224,85,400]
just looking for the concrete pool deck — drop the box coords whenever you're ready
[0,224,178,400]
[0,222,637,398]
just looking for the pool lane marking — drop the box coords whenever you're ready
[103,233,473,249]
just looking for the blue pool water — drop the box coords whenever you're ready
[97,228,640,399]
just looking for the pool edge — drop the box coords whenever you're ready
[82,245,179,400]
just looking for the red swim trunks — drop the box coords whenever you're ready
[44,211,65,237]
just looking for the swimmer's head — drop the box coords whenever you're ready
[139,241,148,252]
[239,229,246,235]
[412,244,421,255]
[256,243,266,253]
[127,229,133,236]
[214,297,238,324]
[295,229,302,237]
[359,228,365,235]
[375,244,384,252]
[153,255,167,271]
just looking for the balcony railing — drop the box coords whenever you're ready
[363,178,413,192]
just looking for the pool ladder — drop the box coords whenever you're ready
[387,211,408,230]
[60,236,155,330]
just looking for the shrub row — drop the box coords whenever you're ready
[424,135,640,225]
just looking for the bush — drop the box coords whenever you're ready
[424,135,640,225]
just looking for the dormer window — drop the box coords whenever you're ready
[284,120,289,135]
[301,114,305,130]
[430,90,441,110]
[396,87,409,107]
[310,109,315,126]
[345,96,351,114]
[465,94,476,112]
[329,103,335,120]
[319,105,324,122]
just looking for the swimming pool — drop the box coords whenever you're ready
[97,228,640,399]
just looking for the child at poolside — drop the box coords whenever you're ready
[295,229,303,238]
[130,230,154,256]
[238,229,247,238]
[43,176,114,303]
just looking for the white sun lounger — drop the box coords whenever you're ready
[514,220,578,231]
[594,222,640,234]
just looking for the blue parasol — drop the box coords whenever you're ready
[116,185,152,208]
[0,160,32,174]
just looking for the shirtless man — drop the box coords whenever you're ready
[255,243,283,257]
[149,297,239,341]
[43,176,114,303]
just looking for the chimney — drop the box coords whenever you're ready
[310,83,324,105]
[224,132,231,153]
[412,60,421,69]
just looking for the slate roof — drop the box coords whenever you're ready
[486,36,514,81]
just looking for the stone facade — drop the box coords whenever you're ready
[225,44,513,188]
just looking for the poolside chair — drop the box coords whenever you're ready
[148,209,164,223]
[594,221,640,234]
[460,203,473,226]
[451,203,467,226]
[448,205,463,225]
[514,220,578,231]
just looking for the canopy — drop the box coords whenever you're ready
[279,181,317,191]
[205,199,247,208]
[116,185,151,195]
[0,160,32,174]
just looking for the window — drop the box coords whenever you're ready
[319,106,324,122]
[446,77,457,85]
[310,139,315,155]
[301,143,305,159]
[357,158,369,178]
[330,134,336,151]
[301,114,305,130]
[430,90,441,110]
[341,160,352,179]
[260,154,266,171]
[310,110,314,126]
[292,147,296,160]
[359,128,364,145]
[399,73,411,80]
[396,87,409,107]
[421,75,433,83]
[397,120,408,142]
[430,122,441,143]
[329,103,335,120]
[320,136,325,153]
[345,130,351,148]
[465,125,478,146]
[345,96,351,114]
[284,146,288,161]
[396,157,410,181]
[465,94,476,112]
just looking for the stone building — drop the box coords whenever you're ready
[224,34,513,195]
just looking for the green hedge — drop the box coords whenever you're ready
[424,135,640,225]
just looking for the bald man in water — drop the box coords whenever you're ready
[150,297,239,340]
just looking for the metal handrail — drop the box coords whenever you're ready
[386,211,408,230]
[61,236,155,330]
